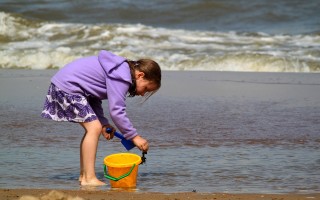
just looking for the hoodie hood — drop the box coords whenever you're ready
[98,50,132,84]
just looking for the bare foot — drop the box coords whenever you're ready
[81,178,106,186]
[78,175,83,182]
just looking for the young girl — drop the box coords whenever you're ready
[41,50,161,186]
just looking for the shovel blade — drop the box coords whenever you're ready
[114,131,136,151]
[121,139,136,151]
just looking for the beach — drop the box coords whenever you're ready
[1,69,319,199]
[1,0,320,198]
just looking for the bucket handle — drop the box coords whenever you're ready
[103,164,136,181]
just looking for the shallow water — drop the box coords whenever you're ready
[0,70,319,193]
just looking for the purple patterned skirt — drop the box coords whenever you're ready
[41,83,98,123]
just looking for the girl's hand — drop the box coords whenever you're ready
[101,124,115,140]
[132,135,149,152]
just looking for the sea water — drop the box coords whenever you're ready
[0,0,319,72]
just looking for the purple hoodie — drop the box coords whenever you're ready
[51,50,137,140]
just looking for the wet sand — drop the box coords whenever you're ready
[1,69,319,106]
[1,189,319,200]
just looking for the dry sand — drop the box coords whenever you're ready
[1,189,319,200]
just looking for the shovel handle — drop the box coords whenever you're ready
[114,132,125,140]
[106,128,125,140]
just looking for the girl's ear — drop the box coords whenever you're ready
[135,71,145,79]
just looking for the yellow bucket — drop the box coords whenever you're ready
[103,153,141,188]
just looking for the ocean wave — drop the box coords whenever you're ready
[0,12,319,72]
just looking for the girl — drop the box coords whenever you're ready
[41,50,161,186]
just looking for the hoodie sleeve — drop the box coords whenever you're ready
[98,50,137,140]
[106,76,137,140]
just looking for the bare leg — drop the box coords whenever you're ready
[79,127,86,182]
[79,120,105,186]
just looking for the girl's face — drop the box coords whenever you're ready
[135,71,158,96]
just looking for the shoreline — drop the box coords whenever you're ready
[1,189,319,200]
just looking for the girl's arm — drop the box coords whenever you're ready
[106,78,138,140]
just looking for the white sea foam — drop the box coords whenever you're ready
[0,12,319,72]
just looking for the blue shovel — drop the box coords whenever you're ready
[106,128,135,151]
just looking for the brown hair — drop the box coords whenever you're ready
[127,59,161,98]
